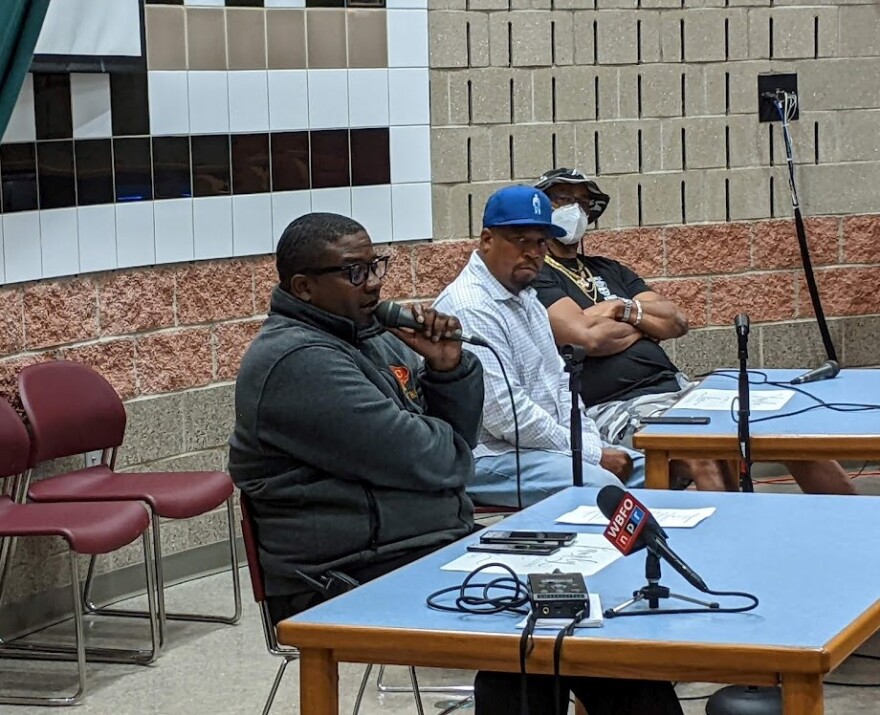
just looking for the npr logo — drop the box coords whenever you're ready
[603,496,648,555]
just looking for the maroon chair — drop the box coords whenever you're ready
[0,399,159,706]
[17,360,241,642]
[240,494,428,715]
[239,494,299,714]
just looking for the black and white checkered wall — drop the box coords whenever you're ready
[0,0,430,284]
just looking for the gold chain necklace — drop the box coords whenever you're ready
[545,254,599,303]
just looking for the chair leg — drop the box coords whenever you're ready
[377,664,473,695]
[408,666,426,715]
[81,552,99,611]
[0,534,16,614]
[160,496,242,624]
[82,498,243,626]
[0,551,87,706]
[262,657,293,715]
[79,514,168,650]
[0,473,28,614]
[352,663,374,715]
[0,530,162,666]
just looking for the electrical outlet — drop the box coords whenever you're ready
[84,450,103,468]
[757,73,799,123]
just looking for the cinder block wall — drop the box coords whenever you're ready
[430,0,880,369]
[2,0,880,628]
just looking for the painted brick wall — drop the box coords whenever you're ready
[3,0,880,624]
[2,212,880,616]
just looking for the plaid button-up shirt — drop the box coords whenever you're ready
[434,251,603,464]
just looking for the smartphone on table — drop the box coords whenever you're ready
[467,542,561,556]
[479,530,577,546]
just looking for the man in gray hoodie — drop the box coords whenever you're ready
[229,212,683,715]
[229,212,483,623]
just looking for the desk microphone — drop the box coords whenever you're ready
[790,359,840,385]
[598,486,709,593]
[374,301,490,347]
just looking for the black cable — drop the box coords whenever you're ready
[426,563,531,615]
[606,588,758,618]
[553,610,584,715]
[774,97,838,362]
[426,564,595,714]
[481,344,523,511]
[708,369,880,425]
[519,612,537,715]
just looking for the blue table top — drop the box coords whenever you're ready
[636,368,880,438]
[285,487,880,653]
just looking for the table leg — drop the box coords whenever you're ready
[300,648,338,715]
[781,673,823,715]
[645,450,670,490]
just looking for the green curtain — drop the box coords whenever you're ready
[0,0,51,139]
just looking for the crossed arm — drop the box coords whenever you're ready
[546,291,688,357]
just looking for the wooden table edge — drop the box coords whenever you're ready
[278,622,831,676]
[823,598,880,671]
[633,433,880,457]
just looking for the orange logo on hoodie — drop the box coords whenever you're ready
[390,365,419,401]
[390,365,410,389]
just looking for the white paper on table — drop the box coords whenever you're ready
[515,594,604,629]
[441,534,621,578]
[671,388,794,412]
[555,506,716,528]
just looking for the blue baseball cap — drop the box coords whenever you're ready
[482,185,567,238]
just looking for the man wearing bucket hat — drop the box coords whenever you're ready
[531,167,857,495]
[434,185,647,509]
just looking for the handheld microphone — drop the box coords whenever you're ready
[790,359,840,385]
[374,301,490,348]
[734,313,750,338]
[598,485,709,593]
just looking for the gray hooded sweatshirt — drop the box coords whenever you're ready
[229,286,483,596]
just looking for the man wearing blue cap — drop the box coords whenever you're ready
[435,185,646,510]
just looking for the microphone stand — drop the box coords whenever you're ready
[605,551,718,618]
[560,345,586,488]
[735,314,754,493]
[706,316,781,715]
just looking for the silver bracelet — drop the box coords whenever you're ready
[633,299,643,326]
[621,298,633,323]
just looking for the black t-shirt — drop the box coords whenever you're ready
[532,255,680,406]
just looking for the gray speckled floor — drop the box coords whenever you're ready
[3,477,879,713]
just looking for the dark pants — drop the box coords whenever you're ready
[269,550,683,715]
[474,671,683,715]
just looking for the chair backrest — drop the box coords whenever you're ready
[239,493,266,604]
[18,360,127,463]
[0,399,31,480]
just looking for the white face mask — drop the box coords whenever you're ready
[551,203,589,245]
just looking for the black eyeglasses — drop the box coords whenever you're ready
[305,256,390,286]
[550,192,598,212]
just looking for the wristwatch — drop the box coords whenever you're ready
[620,298,634,323]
